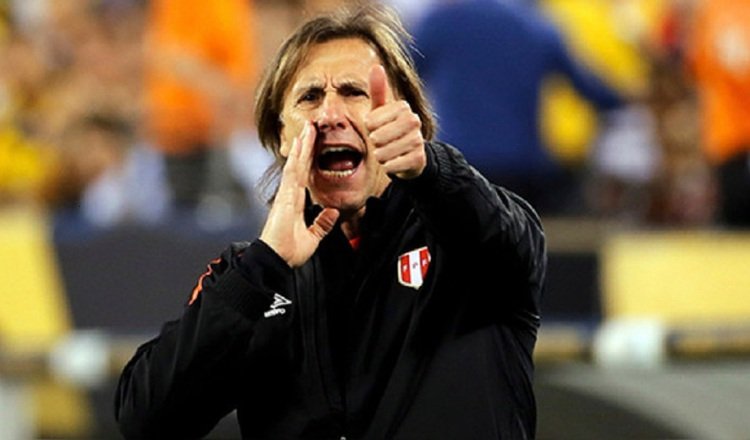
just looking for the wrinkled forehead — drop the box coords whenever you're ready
[282,37,384,98]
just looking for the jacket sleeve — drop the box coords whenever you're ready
[397,141,546,320]
[114,240,290,439]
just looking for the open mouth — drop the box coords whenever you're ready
[316,146,363,177]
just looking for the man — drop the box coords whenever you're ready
[115,5,546,439]
[144,0,258,212]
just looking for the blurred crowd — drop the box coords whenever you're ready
[0,0,748,229]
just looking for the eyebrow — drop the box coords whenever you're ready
[290,81,324,97]
[290,77,368,96]
[334,78,367,90]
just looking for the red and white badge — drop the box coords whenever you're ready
[397,246,431,290]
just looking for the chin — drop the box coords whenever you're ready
[326,198,366,214]
[312,191,366,213]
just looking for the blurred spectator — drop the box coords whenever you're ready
[38,111,172,227]
[412,0,624,216]
[39,113,129,213]
[28,0,143,145]
[538,0,663,222]
[0,30,51,204]
[0,0,148,215]
[643,0,713,226]
[687,0,750,227]
[143,0,260,219]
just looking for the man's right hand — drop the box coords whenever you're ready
[259,121,340,268]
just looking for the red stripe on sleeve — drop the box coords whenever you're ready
[188,258,221,305]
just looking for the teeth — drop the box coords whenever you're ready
[320,146,357,155]
[320,169,357,178]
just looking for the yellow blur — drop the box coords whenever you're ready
[539,0,663,163]
[0,207,90,437]
[604,231,750,325]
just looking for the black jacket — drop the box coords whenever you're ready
[115,142,546,439]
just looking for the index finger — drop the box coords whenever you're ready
[296,121,316,182]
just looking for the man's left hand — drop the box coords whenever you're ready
[365,65,426,180]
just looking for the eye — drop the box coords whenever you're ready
[297,89,322,104]
[340,85,368,98]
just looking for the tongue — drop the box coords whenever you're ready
[319,151,360,171]
[327,159,356,171]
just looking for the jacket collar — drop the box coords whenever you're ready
[304,183,413,241]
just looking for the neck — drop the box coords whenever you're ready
[339,207,365,239]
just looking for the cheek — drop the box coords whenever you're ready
[279,130,291,157]
[279,110,308,156]
[351,104,371,127]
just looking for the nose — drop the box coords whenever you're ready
[315,93,349,133]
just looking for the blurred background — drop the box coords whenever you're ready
[1,0,749,438]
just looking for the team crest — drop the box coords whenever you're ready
[397,246,431,290]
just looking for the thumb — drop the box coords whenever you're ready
[369,64,389,110]
[308,208,340,241]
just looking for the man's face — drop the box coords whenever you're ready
[279,38,393,216]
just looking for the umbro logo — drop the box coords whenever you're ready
[264,293,292,318]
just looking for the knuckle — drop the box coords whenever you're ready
[368,131,381,146]
[412,112,422,127]
[364,114,376,130]
[397,110,420,130]
[408,114,421,130]
[408,132,423,147]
